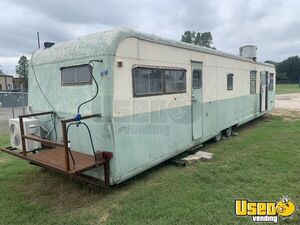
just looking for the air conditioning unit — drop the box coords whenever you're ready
[9,118,41,151]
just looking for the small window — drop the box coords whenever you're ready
[133,68,163,96]
[250,70,257,94]
[193,69,202,89]
[269,73,274,91]
[227,73,234,90]
[61,65,92,86]
[260,71,266,85]
[165,70,186,93]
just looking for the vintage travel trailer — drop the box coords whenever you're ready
[2,28,276,186]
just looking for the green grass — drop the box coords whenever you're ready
[1,116,300,225]
[276,83,300,94]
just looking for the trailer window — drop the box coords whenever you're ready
[133,68,163,96]
[61,65,92,85]
[269,73,274,91]
[227,73,233,90]
[250,70,257,94]
[192,69,202,89]
[165,70,186,93]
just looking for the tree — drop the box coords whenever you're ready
[0,65,5,75]
[181,30,215,49]
[276,56,300,83]
[181,31,196,44]
[16,56,29,90]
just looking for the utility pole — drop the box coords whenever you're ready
[37,32,40,49]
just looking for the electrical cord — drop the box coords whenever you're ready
[31,50,57,114]
[66,121,97,167]
[47,114,58,141]
[68,59,102,167]
[66,122,77,167]
[31,50,58,140]
[76,60,102,115]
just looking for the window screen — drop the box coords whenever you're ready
[269,73,274,91]
[165,70,186,93]
[193,69,202,89]
[227,73,234,90]
[61,65,92,85]
[250,70,257,94]
[132,67,186,97]
[133,68,163,96]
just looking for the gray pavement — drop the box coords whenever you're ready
[0,107,25,134]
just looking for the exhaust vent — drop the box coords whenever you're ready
[239,45,257,61]
[44,42,55,48]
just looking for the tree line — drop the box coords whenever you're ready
[266,56,300,83]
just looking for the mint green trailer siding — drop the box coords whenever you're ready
[29,28,275,184]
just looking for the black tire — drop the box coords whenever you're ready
[213,132,222,142]
[223,127,232,137]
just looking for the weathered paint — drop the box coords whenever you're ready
[28,28,276,185]
[111,94,268,184]
[191,61,203,139]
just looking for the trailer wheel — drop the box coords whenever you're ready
[213,132,222,142]
[223,127,232,137]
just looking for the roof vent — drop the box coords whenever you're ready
[44,42,55,48]
[239,45,257,61]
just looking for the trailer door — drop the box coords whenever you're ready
[191,61,203,140]
[260,71,267,112]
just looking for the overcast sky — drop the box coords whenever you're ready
[0,0,299,74]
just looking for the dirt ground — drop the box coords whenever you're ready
[275,93,300,111]
[272,93,300,120]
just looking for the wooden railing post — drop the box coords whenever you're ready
[61,121,70,171]
[19,116,27,156]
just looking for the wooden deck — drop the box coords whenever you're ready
[1,147,105,175]
[29,147,104,174]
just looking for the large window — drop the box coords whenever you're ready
[269,73,274,91]
[227,73,234,90]
[133,68,164,96]
[132,67,186,97]
[250,70,257,94]
[61,65,92,86]
[165,70,186,93]
[192,69,202,89]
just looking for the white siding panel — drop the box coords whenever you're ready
[113,37,275,117]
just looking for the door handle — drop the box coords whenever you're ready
[192,95,197,102]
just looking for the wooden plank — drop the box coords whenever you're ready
[182,151,213,161]
[22,135,64,148]
[0,146,109,186]
[28,147,105,174]
[19,111,54,118]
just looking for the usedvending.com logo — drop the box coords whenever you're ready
[235,197,296,223]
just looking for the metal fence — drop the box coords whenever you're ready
[0,92,28,121]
